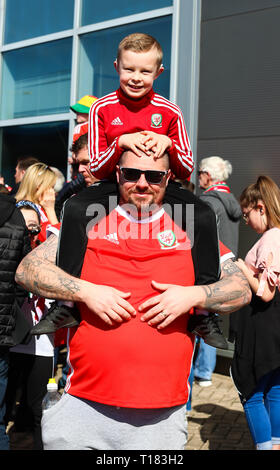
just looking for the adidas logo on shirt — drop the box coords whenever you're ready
[103,233,119,244]
[111,117,123,125]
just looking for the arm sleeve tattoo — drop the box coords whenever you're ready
[201,258,251,313]
[15,234,82,300]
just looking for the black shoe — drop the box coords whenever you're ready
[30,302,80,335]
[187,313,228,350]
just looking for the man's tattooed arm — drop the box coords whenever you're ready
[15,234,83,301]
[201,258,252,314]
[15,234,136,325]
[138,257,252,329]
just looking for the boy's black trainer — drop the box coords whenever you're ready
[187,313,228,350]
[30,302,80,335]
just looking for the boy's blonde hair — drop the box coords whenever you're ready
[240,175,280,228]
[117,33,163,69]
[16,162,57,205]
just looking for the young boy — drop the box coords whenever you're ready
[31,34,227,349]
[88,33,193,180]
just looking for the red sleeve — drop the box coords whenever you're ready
[38,220,48,243]
[166,108,194,180]
[88,94,123,179]
[219,241,234,261]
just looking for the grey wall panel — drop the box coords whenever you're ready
[199,7,280,139]
[202,0,280,20]
[198,2,280,260]
[197,135,280,257]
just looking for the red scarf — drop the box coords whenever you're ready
[204,181,231,193]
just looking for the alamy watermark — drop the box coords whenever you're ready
[85,196,194,250]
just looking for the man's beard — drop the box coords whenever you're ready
[126,193,161,218]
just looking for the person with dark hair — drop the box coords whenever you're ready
[54,123,89,219]
[10,156,39,195]
[231,175,280,450]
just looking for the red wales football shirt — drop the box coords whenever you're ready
[65,206,196,408]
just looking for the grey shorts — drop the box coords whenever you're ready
[42,393,188,450]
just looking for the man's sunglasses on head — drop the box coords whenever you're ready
[120,167,168,184]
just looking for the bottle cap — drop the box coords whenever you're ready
[47,378,58,391]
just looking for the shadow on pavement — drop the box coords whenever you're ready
[188,403,254,450]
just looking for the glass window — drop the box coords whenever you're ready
[0,121,69,187]
[81,0,172,25]
[4,0,74,44]
[0,39,72,120]
[78,16,172,101]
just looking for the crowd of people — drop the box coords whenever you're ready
[0,32,280,452]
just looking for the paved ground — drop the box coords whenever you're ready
[8,357,255,451]
[186,371,254,450]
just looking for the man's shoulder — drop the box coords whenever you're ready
[63,182,118,210]
[165,182,211,208]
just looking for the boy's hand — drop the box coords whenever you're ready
[140,131,172,159]
[118,132,149,157]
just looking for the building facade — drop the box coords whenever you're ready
[0,0,279,263]
[0,0,200,185]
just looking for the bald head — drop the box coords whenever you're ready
[116,150,171,216]
[119,149,169,170]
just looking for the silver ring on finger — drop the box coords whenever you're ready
[161,311,167,318]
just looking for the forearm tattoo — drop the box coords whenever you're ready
[15,234,82,300]
[201,259,251,313]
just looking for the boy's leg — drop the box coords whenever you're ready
[31,182,118,335]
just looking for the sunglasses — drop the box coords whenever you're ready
[38,165,52,176]
[27,224,41,236]
[119,167,168,185]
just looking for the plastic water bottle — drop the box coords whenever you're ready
[42,378,61,413]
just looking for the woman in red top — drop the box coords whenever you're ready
[15,163,58,242]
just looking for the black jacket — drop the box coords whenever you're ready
[57,180,220,286]
[0,194,31,347]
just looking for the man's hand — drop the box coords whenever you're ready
[140,131,172,159]
[80,284,136,326]
[138,259,252,330]
[139,280,199,329]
